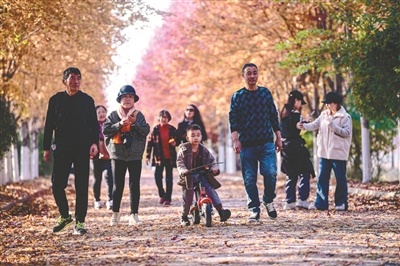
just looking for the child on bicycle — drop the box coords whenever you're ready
[176,124,231,226]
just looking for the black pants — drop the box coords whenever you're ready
[51,145,90,223]
[111,159,142,214]
[154,160,173,201]
[93,159,113,202]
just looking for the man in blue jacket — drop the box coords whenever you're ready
[43,67,99,235]
[229,63,282,222]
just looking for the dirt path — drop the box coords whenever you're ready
[1,168,399,265]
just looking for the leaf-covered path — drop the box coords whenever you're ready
[1,168,399,265]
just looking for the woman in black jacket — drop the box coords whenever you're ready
[280,90,315,210]
[176,104,207,145]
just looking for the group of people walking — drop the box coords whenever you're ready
[43,64,352,234]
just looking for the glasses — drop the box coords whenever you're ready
[186,108,194,112]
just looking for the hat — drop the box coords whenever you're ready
[289,90,307,105]
[116,85,139,103]
[322,91,342,104]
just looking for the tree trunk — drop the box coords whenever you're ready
[398,120,400,183]
[20,120,32,180]
[30,118,39,179]
[218,121,225,173]
[225,124,236,174]
[361,116,371,183]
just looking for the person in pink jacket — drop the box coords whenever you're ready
[298,92,352,211]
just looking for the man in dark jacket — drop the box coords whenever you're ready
[43,67,99,235]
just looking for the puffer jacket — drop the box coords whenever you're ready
[103,110,150,161]
[176,143,220,190]
[302,107,352,160]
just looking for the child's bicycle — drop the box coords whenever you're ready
[183,163,222,227]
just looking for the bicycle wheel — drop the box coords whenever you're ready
[202,202,212,227]
[192,206,200,224]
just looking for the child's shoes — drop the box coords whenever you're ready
[218,209,231,222]
[180,215,190,226]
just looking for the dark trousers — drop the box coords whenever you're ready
[154,160,173,201]
[285,173,310,203]
[111,159,142,214]
[51,145,90,223]
[93,159,113,202]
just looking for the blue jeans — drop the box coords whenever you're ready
[314,158,348,210]
[285,173,310,203]
[240,142,277,213]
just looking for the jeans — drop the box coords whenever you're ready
[93,159,113,202]
[285,173,310,203]
[154,160,173,201]
[314,158,348,210]
[111,159,142,214]
[51,145,90,223]
[181,174,221,216]
[240,142,277,213]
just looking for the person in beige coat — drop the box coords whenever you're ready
[298,92,352,211]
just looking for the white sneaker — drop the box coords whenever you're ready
[308,204,317,210]
[296,200,310,209]
[283,202,296,210]
[94,201,103,210]
[110,212,120,226]
[335,204,346,211]
[106,200,113,210]
[129,214,142,226]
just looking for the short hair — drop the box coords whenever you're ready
[242,63,258,73]
[186,124,202,133]
[62,67,81,80]
[158,110,171,122]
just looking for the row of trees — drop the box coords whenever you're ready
[1,1,399,183]
[133,0,399,181]
[0,0,159,183]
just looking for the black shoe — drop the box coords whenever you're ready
[248,212,260,222]
[218,209,231,222]
[263,202,277,219]
[73,222,87,235]
[180,215,190,226]
[53,214,74,233]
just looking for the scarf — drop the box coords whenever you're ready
[113,106,137,144]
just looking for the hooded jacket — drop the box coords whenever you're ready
[302,106,352,160]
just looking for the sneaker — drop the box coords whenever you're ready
[248,212,260,222]
[335,204,346,211]
[106,200,113,210]
[94,201,103,210]
[218,209,231,222]
[284,202,296,210]
[164,200,171,206]
[180,215,190,226]
[308,204,317,210]
[264,202,277,219]
[296,200,310,209]
[129,213,142,225]
[159,197,165,204]
[73,222,87,235]
[110,212,120,226]
[53,214,74,233]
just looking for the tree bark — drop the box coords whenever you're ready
[20,120,32,180]
[361,116,371,183]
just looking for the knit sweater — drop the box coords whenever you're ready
[229,86,280,147]
[43,91,98,150]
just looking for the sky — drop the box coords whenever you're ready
[105,0,171,111]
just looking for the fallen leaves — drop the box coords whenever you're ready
[0,174,399,265]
